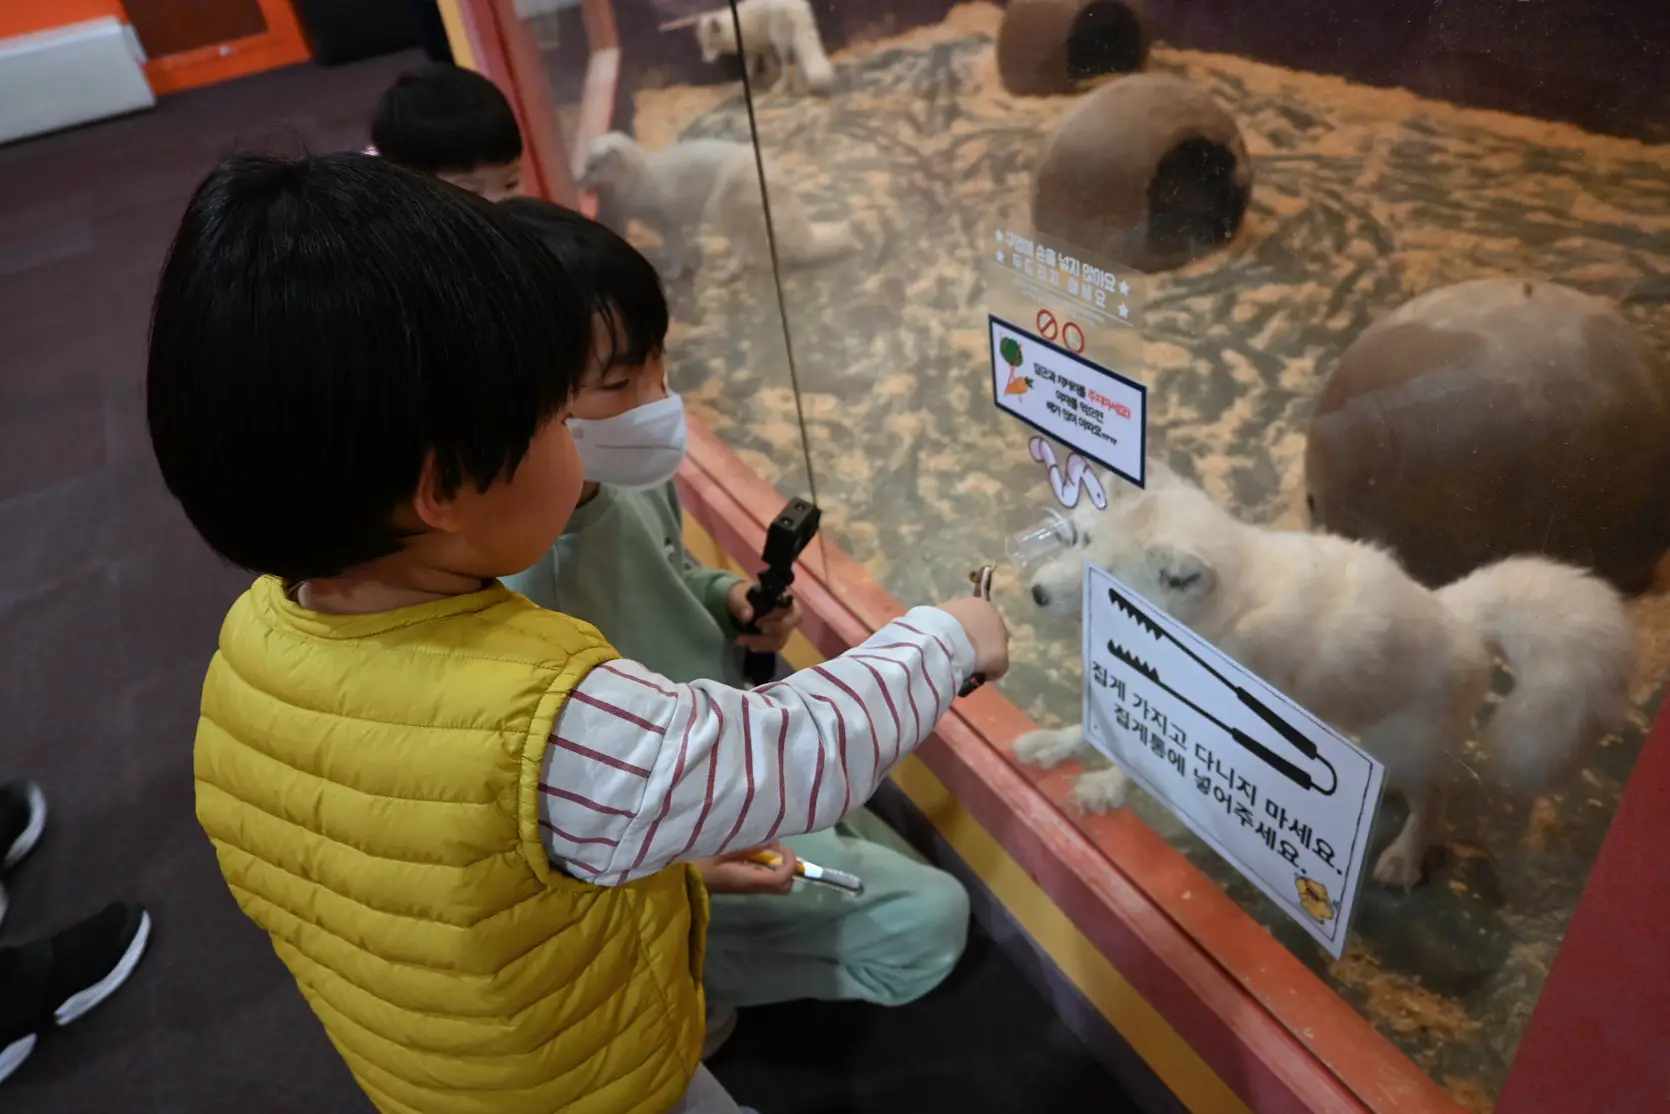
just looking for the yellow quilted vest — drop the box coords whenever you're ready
[194,577,708,1114]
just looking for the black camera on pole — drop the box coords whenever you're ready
[742,499,821,686]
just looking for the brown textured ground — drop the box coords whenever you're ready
[631,5,1670,1107]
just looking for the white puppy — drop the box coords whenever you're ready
[1015,463,1636,887]
[579,132,855,281]
[696,0,834,96]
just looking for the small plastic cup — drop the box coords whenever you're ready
[1008,508,1078,571]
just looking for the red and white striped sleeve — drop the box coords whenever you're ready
[537,605,975,885]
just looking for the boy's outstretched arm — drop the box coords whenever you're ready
[541,602,1004,885]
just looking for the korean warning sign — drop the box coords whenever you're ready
[1082,565,1386,957]
[990,315,1147,488]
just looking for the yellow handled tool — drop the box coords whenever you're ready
[743,849,864,895]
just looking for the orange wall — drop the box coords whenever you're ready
[0,1,129,40]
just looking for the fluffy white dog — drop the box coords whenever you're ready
[1015,463,1637,887]
[579,132,855,281]
[695,0,834,96]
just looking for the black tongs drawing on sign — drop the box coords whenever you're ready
[1105,584,1338,796]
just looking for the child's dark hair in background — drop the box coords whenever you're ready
[498,196,668,372]
[147,152,585,580]
[371,63,524,199]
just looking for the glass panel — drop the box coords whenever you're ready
[719,1,1668,1107]
[503,0,827,586]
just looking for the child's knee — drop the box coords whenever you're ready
[866,866,969,1005]
[921,868,975,962]
[914,867,972,970]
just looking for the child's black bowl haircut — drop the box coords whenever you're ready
[372,63,522,175]
[499,197,670,374]
[147,152,589,581]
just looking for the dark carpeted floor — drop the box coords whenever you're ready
[0,52,422,1114]
[710,921,1141,1114]
[0,50,1133,1114]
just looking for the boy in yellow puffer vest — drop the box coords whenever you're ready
[146,152,1009,1114]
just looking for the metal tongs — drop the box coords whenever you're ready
[957,565,996,698]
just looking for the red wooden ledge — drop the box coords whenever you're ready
[1496,693,1670,1112]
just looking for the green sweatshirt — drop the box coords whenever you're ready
[502,481,750,688]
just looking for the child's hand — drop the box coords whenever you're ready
[727,580,802,653]
[694,843,798,896]
[936,596,1011,683]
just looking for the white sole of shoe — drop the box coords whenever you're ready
[0,1033,36,1085]
[55,910,151,1027]
[2,783,47,871]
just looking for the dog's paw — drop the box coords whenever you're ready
[1069,767,1131,814]
[1371,843,1426,889]
[1011,726,1085,770]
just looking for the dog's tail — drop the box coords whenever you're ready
[793,24,834,94]
[1437,556,1636,794]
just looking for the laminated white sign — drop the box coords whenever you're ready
[989,315,1146,487]
[1082,565,1386,957]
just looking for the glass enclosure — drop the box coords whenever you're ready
[497,1,1669,1108]
[508,0,830,582]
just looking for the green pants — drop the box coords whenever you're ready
[703,807,970,1011]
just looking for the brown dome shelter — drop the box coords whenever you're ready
[1306,278,1670,595]
[1030,73,1253,273]
[996,0,1150,96]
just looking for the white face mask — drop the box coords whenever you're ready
[569,393,688,490]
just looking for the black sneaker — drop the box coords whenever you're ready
[0,781,47,873]
[0,902,151,1085]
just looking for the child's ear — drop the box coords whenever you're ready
[411,452,466,534]
[1145,544,1215,600]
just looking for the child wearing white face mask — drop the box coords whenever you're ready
[528,340,793,690]
[499,200,793,689]
[500,198,975,1051]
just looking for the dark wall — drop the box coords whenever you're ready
[543,0,1669,144]
[1146,0,1670,143]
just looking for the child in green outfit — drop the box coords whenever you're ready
[499,198,971,1045]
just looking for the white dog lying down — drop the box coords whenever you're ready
[579,132,855,281]
[1015,463,1636,887]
